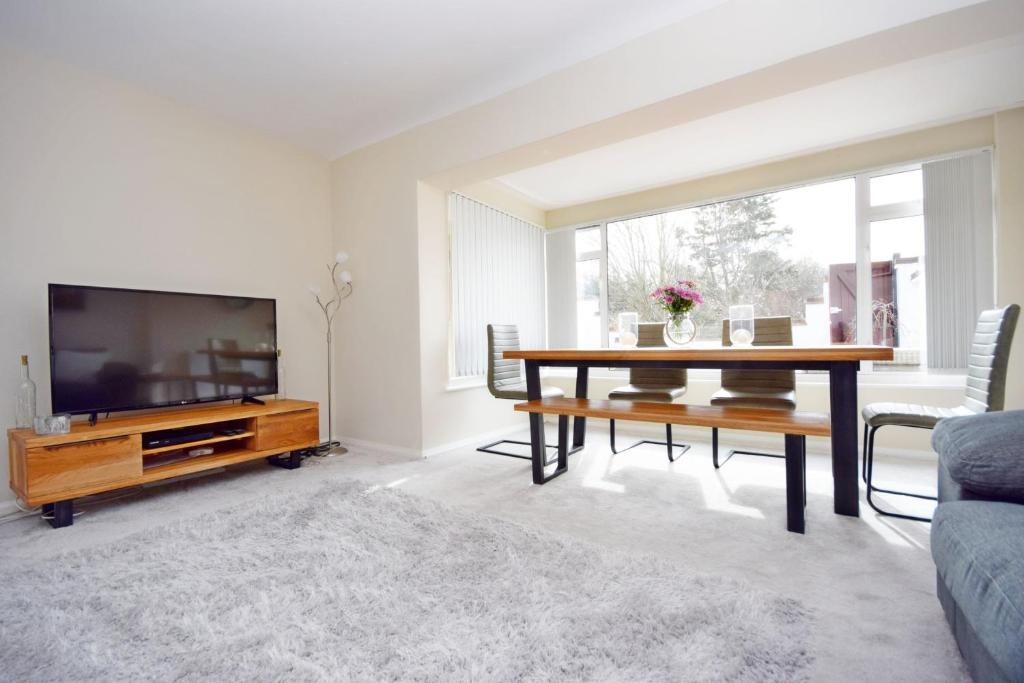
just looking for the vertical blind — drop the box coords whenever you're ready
[450,193,546,378]
[923,151,994,369]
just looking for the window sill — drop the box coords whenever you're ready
[445,376,486,392]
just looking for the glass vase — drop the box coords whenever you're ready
[664,312,697,346]
[729,304,755,346]
[617,312,639,348]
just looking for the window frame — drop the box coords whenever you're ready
[564,149,991,378]
[573,224,608,348]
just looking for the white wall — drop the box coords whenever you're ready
[995,108,1024,410]
[0,48,333,504]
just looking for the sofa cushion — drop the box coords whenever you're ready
[931,501,1024,682]
[932,410,1024,502]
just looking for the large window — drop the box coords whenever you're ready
[569,153,993,373]
[604,178,855,347]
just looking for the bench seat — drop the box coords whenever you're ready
[515,398,830,533]
[514,398,830,436]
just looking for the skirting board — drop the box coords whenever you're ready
[422,424,524,459]
[332,436,424,460]
[337,424,526,460]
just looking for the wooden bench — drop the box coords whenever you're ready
[514,398,831,534]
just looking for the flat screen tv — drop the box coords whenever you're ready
[48,284,278,417]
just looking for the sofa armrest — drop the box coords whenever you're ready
[933,410,1024,503]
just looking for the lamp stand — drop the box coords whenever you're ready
[312,260,352,455]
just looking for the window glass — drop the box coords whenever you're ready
[870,170,922,206]
[606,179,855,345]
[575,226,601,256]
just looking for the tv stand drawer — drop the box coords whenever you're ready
[252,409,318,451]
[26,434,142,499]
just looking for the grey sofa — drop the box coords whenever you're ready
[931,410,1024,683]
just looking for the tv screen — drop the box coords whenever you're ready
[49,284,278,416]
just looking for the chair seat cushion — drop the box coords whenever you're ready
[492,383,563,401]
[933,410,1024,502]
[861,402,973,428]
[710,388,796,410]
[608,384,686,402]
[931,501,1024,681]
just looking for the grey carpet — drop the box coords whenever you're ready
[0,480,812,682]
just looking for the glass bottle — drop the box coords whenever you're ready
[16,355,37,428]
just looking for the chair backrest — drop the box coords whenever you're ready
[629,322,687,388]
[720,316,795,392]
[963,304,1020,413]
[486,324,522,398]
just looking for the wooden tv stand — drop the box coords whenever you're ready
[7,399,319,528]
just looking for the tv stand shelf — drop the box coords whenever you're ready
[141,431,256,455]
[7,399,319,528]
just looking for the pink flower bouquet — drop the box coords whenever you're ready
[651,280,704,316]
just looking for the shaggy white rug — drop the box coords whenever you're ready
[0,480,812,681]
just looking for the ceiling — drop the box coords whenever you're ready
[0,0,726,158]
[498,34,1024,210]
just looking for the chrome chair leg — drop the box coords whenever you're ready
[712,426,785,469]
[861,423,869,484]
[479,427,584,463]
[610,419,690,462]
[864,424,935,522]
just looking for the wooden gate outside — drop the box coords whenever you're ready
[828,261,895,345]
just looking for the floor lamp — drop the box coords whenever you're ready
[309,251,353,455]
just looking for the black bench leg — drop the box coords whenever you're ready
[785,434,806,534]
[44,500,74,529]
[712,427,720,468]
[557,415,569,470]
[571,366,588,452]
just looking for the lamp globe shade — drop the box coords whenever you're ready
[307,283,322,296]
[335,251,350,264]
[340,270,353,284]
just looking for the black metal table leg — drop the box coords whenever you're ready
[829,361,860,517]
[785,434,806,533]
[571,365,588,452]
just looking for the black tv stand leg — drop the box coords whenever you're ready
[241,395,266,406]
[268,452,301,470]
[88,412,98,426]
[43,500,74,528]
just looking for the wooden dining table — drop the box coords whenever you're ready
[503,345,894,518]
